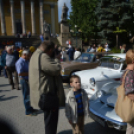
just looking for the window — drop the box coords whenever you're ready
[99,57,122,70]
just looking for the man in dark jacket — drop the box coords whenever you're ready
[1,46,8,78]
[12,45,19,61]
[67,45,75,61]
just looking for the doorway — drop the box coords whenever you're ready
[15,20,22,34]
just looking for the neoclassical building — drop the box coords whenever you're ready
[0,0,59,36]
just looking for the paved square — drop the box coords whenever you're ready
[0,77,124,134]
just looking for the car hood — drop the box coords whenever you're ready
[90,97,123,122]
[100,82,120,107]
[74,67,121,82]
[61,61,83,69]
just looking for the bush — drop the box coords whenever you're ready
[110,47,120,53]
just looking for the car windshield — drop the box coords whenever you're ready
[99,56,124,70]
[75,53,94,63]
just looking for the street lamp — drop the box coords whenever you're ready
[75,25,78,47]
[70,25,82,48]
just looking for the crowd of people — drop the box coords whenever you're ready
[15,31,31,38]
[86,42,109,53]
[0,42,83,134]
[1,39,134,134]
[0,45,37,113]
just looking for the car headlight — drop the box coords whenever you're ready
[96,90,105,98]
[96,90,103,98]
[90,78,95,86]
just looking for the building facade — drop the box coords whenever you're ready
[0,0,59,36]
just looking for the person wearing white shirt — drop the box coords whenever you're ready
[74,48,81,60]
[105,42,109,52]
[61,48,67,61]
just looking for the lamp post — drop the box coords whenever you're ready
[75,25,78,47]
[70,25,82,48]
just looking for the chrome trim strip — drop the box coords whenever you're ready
[62,75,69,77]
[89,107,127,126]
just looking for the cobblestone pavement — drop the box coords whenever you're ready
[0,77,125,134]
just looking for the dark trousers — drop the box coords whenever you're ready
[0,66,3,75]
[20,79,34,115]
[44,109,59,134]
[4,68,7,77]
[6,66,19,89]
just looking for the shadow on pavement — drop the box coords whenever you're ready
[58,122,125,134]
[0,84,10,87]
[0,95,18,101]
[58,129,72,134]
[0,117,18,134]
[0,89,11,92]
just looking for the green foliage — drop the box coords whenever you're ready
[110,47,121,53]
[70,0,134,45]
[95,0,134,45]
[70,0,98,39]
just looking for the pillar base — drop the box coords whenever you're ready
[44,33,50,40]
[2,33,7,36]
[32,33,37,36]
[12,33,16,36]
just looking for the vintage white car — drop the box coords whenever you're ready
[89,81,127,131]
[73,53,126,99]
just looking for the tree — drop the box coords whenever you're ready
[69,0,98,40]
[95,0,134,47]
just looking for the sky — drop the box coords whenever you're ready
[58,0,72,22]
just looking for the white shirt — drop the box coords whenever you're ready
[68,44,72,48]
[105,44,109,52]
[61,51,66,59]
[90,48,96,52]
[66,40,69,45]
[74,51,81,60]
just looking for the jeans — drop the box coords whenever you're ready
[20,79,34,115]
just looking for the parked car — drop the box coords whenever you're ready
[89,81,127,131]
[61,52,108,82]
[73,53,126,98]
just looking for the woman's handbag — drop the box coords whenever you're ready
[38,52,59,111]
[115,70,134,123]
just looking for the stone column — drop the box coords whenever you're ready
[39,0,44,34]
[10,0,16,35]
[0,0,7,35]
[31,0,36,35]
[50,4,55,36]
[20,0,26,34]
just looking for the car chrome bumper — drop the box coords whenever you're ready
[89,107,127,131]
[62,75,69,82]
